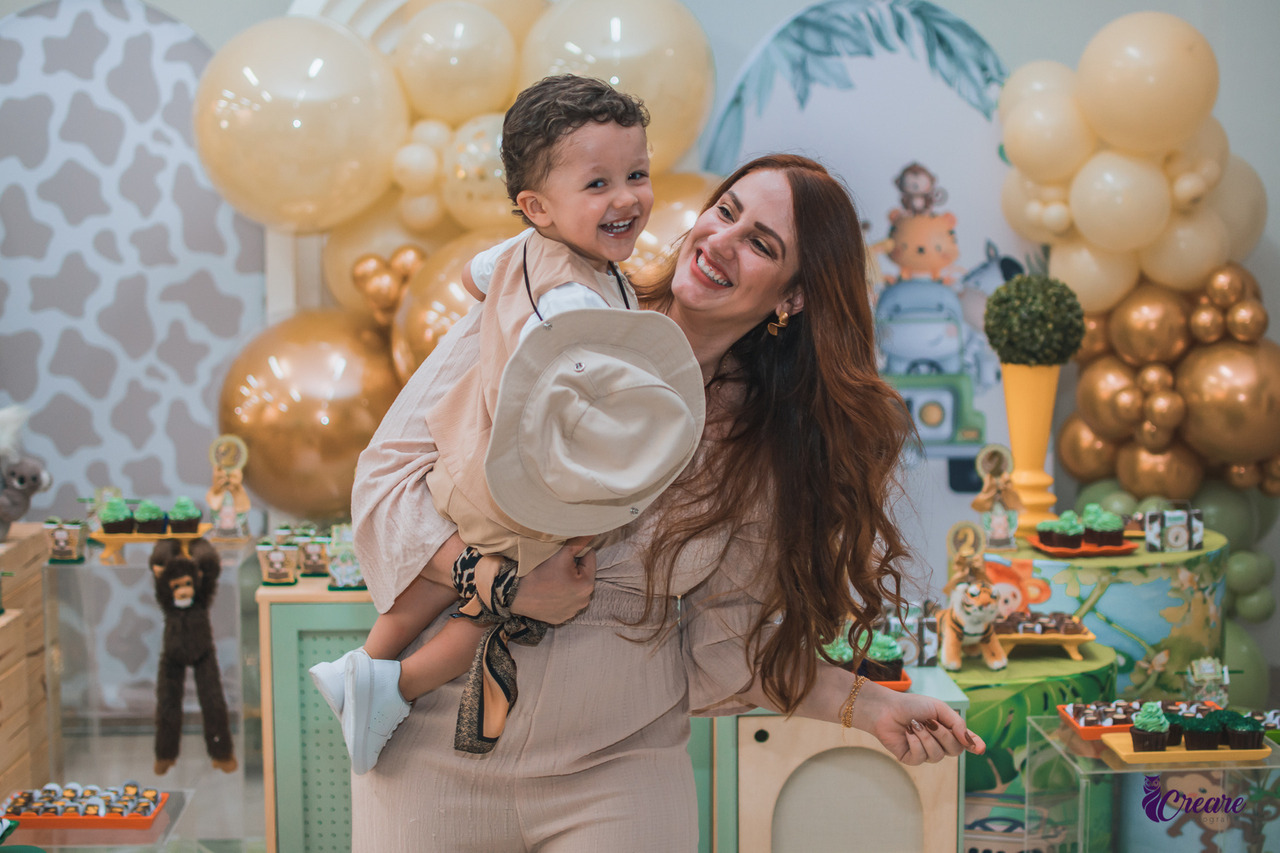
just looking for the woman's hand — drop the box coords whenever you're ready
[852,681,985,766]
[510,536,597,624]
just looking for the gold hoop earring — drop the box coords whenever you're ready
[768,310,790,336]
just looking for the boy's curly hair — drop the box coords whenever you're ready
[502,74,649,218]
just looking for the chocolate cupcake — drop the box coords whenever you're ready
[1226,715,1265,750]
[1056,511,1084,549]
[1164,711,1185,747]
[859,631,905,681]
[820,629,857,672]
[1036,519,1060,547]
[1181,714,1222,751]
[1129,701,1170,752]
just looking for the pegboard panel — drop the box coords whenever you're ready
[297,631,365,853]
[268,601,375,853]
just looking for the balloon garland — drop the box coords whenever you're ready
[195,1,720,518]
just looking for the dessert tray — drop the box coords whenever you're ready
[1025,534,1139,558]
[993,612,1095,661]
[1101,732,1274,765]
[89,523,213,565]
[1057,701,1220,741]
[3,791,168,830]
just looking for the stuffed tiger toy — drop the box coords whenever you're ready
[938,557,1008,672]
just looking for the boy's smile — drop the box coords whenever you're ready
[517,121,653,271]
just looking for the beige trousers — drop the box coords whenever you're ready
[426,463,563,576]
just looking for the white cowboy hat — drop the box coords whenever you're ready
[485,307,705,536]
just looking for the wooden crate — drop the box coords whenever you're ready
[0,610,21,675]
[0,754,31,802]
[0,523,56,788]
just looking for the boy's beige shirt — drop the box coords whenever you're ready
[426,230,637,539]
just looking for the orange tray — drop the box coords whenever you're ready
[3,792,168,830]
[870,671,912,693]
[1057,702,1221,741]
[1027,534,1139,558]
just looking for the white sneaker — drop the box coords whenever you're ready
[309,649,357,723]
[342,649,411,775]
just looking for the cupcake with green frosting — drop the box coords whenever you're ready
[1226,714,1265,750]
[168,497,202,533]
[859,632,905,682]
[134,499,166,534]
[1083,504,1125,546]
[99,497,135,534]
[1129,701,1170,752]
[1035,518,1060,548]
[1057,510,1084,548]
[821,631,857,672]
[1181,714,1222,751]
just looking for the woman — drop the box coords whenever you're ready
[350,154,982,851]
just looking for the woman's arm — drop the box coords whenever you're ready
[735,666,984,765]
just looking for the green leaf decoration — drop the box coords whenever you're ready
[705,0,1008,174]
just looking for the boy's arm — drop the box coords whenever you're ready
[465,227,533,301]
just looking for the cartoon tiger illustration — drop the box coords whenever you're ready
[938,559,1008,671]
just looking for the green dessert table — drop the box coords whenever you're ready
[985,531,1228,700]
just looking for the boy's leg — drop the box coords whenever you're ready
[364,573,460,660]
[398,617,487,699]
[310,570,457,721]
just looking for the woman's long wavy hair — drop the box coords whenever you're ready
[636,154,916,713]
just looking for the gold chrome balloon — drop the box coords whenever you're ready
[1143,389,1186,430]
[1188,303,1226,344]
[1176,338,1280,464]
[1225,463,1263,490]
[1135,420,1174,453]
[1074,313,1111,364]
[1076,355,1138,440]
[1106,282,1190,366]
[1116,441,1204,500]
[1135,363,1174,394]
[1206,264,1246,307]
[390,228,518,382]
[1225,298,1268,343]
[218,310,402,518]
[1056,413,1118,482]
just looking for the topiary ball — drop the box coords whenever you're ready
[984,274,1086,365]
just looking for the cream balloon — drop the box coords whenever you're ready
[193,16,409,233]
[1075,11,1219,154]
[393,2,517,124]
[1000,169,1066,245]
[1138,207,1230,291]
[1002,93,1096,184]
[1047,237,1140,313]
[1069,151,1172,252]
[406,0,548,42]
[322,191,462,316]
[1204,155,1269,261]
[440,113,514,230]
[519,0,714,175]
[1164,117,1229,208]
[996,60,1076,123]
[392,143,440,194]
[399,192,447,233]
[411,119,453,152]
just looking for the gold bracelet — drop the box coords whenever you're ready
[839,675,868,728]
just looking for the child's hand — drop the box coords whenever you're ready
[510,536,597,624]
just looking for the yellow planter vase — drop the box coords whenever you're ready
[1001,363,1061,533]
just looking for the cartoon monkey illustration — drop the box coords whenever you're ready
[895,162,947,215]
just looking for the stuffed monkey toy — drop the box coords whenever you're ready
[149,537,237,774]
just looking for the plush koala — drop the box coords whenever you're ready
[0,456,52,541]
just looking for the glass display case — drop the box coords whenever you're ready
[1025,715,1280,853]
